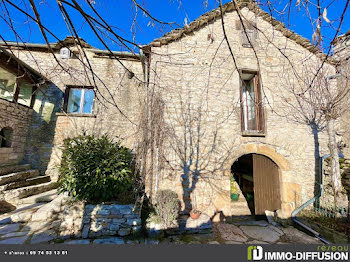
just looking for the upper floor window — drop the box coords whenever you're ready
[240,71,264,134]
[0,67,16,102]
[64,86,95,114]
[0,66,36,107]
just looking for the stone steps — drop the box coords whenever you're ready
[231,199,252,216]
[0,164,57,204]
[3,182,56,202]
[0,175,51,191]
[16,189,58,205]
[0,164,31,176]
[0,170,39,186]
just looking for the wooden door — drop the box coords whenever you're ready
[253,154,281,215]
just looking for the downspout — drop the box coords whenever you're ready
[291,154,331,244]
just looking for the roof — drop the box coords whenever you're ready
[332,29,350,45]
[0,46,48,83]
[147,0,330,61]
[0,36,140,60]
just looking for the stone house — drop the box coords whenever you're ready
[0,1,340,220]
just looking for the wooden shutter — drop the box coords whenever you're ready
[62,86,70,112]
[253,74,264,132]
[253,154,281,215]
[241,21,257,48]
[239,70,245,132]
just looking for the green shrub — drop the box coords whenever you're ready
[150,190,180,227]
[58,135,137,203]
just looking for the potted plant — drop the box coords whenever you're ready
[190,209,201,219]
[190,190,201,219]
[230,176,240,201]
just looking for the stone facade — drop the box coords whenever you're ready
[144,6,334,219]
[0,98,33,166]
[1,3,341,220]
[5,43,144,180]
[333,30,350,158]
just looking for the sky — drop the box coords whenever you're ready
[0,0,349,52]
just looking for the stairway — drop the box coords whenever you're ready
[230,195,252,216]
[0,164,56,204]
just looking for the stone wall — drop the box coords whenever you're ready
[7,47,144,179]
[0,98,33,166]
[333,31,350,158]
[146,7,335,218]
[2,193,141,243]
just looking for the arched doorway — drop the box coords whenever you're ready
[231,153,281,216]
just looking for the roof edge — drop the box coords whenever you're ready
[0,46,49,83]
[145,0,336,64]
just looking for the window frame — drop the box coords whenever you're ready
[63,85,95,114]
[239,70,265,136]
[235,20,258,48]
[0,65,37,108]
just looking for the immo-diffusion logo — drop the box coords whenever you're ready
[247,246,263,261]
[247,245,349,261]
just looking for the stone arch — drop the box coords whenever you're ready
[224,143,296,218]
[226,143,290,173]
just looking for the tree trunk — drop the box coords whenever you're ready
[327,118,342,208]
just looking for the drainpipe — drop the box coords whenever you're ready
[291,154,331,244]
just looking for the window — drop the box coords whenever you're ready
[240,71,264,134]
[0,127,13,147]
[17,82,33,107]
[0,66,16,102]
[0,66,36,107]
[64,87,94,114]
[235,20,257,48]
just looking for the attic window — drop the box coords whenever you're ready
[60,47,71,59]
[235,20,257,48]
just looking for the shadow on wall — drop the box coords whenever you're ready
[166,101,237,216]
[310,121,321,209]
[23,83,63,177]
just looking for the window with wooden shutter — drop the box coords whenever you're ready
[240,71,265,135]
[235,20,257,48]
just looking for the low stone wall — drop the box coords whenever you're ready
[0,99,33,166]
[23,194,141,242]
[80,204,141,238]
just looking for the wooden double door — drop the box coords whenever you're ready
[252,154,281,215]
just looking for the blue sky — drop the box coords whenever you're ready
[0,0,349,52]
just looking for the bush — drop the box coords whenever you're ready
[58,135,137,203]
[150,190,180,227]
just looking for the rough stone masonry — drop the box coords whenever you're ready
[0,1,345,220]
